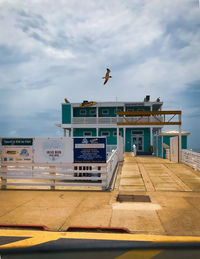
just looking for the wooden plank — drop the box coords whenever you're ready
[117,111,181,116]
[138,163,155,192]
[117,122,181,126]
[2,175,104,181]
[5,182,102,187]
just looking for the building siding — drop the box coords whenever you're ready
[73,128,97,136]
[125,128,150,152]
[62,104,71,124]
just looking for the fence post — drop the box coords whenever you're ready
[1,165,7,190]
[49,166,56,190]
[102,165,108,191]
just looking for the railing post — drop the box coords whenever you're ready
[1,165,7,190]
[102,165,108,191]
[49,166,56,190]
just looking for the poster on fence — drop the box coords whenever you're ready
[74,137,106,163]
[33,138,73,163]
[1,138,33,163]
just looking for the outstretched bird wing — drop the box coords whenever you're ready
[104,78,109,85]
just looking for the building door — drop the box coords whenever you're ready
[132,136,144,152]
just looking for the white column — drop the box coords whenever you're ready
[71,105,73,123]
[123,127,126,149]
[69,129,72,137]
[96,105,98,124]
[150,127,153,146]
[116,114,119,149]
[117,126,119,149]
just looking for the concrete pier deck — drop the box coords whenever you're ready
[1,153,200,236]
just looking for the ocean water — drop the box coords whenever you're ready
[190,149,200,153]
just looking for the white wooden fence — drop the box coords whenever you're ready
[181,149,200,172]
[0,149,119,191]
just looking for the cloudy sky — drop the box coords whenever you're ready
[0,0,200,149]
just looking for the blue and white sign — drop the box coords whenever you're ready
[1,138,33,163]
[74,137,106,163]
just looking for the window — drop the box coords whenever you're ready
[84,131,92,136]
[102,109,109,115]
[101,131,110,136]
[113,131,122,136]
[80,109,86,115]
[90,109,96,115]
[131,130,144,135]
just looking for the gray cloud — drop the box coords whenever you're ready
[0,0,199,148]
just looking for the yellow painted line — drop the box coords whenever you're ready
[1,230,200,249]
[116,249,163,259]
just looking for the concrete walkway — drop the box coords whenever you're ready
[1,153,200,236]
[119,153,200,193]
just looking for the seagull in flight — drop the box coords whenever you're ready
[102,68,112,85]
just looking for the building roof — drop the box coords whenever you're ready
[63,101,163,108]
[159,130,190,136]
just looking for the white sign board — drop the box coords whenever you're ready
[1,146,33,163]
[33,138,73,163]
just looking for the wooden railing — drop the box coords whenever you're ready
[0,150,119,191]
[181,149,200,172]
[106,149,119,189]
[71,116,163,125]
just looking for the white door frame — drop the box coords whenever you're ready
[132,135,144,152]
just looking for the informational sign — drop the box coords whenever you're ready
[2,138,33,146]
[1,138,33,163]
[33,138,73,163]
[74,137,106,163]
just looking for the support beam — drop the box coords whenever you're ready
[117,122,181,126]
[150,127,153,146]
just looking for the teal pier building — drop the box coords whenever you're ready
[58,96,166,155]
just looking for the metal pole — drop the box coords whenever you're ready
[179,113,182,163]
[64,128,66,137]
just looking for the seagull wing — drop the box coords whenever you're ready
[104,78,108,85]
[105,68,110,77]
